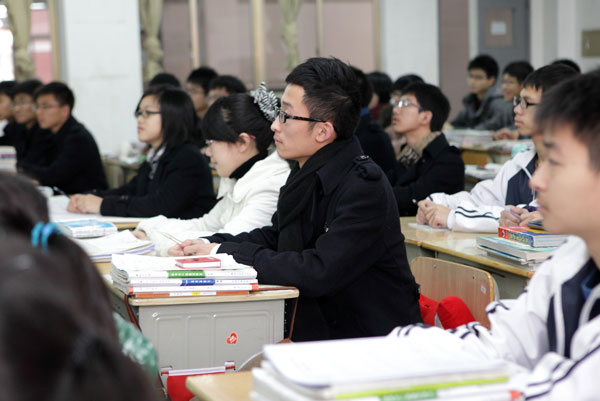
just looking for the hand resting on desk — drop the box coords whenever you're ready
[131,230,150,240]
[417,200,450,229]
[168,239,217,256]
[499,205,543,227]
[66,194,103,214]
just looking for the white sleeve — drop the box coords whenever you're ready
[446,202,504,232]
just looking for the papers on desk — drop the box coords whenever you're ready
[48,196,143,225]
[252,335,517,401]
[408,222,448,232]
[465,163,502,180]
[110,253,258,298]
[444,129,494,148]
[75,230,154,262]
[0,146,16,172]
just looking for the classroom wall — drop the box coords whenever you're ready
[56,0,143,155]
[379,0,439,85]
[576,0,600,72]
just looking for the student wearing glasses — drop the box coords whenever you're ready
[386,83,464,216]
[168,57,422,342]
[68,86,215,218]
[417,64,579,232]
[494,61,534,140]
[17,82,108,194]
[132,87,290,255]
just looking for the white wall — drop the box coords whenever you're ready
[56,0,143,155]
[379,0,439,84]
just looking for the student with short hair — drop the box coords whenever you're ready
[366,71,393,121]
[134,88,291,255]
[392,69,600,401]
[386,74,426,155]
[351,66,396,174]
[148,71,181,88]
[185,66,218,120]
[68,86,215,218]
[449,54,513,130]
[206,74,247,106]
[387,83,464,216]
[0,80,21,150]
[17,81,107,194]
[494,61,535,140]
[418,64,578,232]
[168,57,422,341]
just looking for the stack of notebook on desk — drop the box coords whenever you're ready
[476,226,568,268]
[75,230,154,262]
[110,253,258,298]
[251,335,519,401]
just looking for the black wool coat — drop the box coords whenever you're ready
[206,136,422,341]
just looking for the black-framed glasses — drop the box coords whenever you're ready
[134,109,161,119]
[394,98,425,112]
[274,106,326,125]
[513,96,539,110]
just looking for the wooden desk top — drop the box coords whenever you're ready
[96,261,299,306]
[401,217,535,279]
[187,371,252,401]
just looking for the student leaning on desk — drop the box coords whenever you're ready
[168,57,423,342]
[389,70,600,401]
[67,85,216,218]
[416,64,579,232]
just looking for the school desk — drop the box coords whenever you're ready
[401,217,534,299]
[186,371,252,401]
[96,262,299,374]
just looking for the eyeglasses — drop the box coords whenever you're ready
[32,104,61,112]
[513,96,539,110]
[12,100,33,108]
[394,98,425,112]
[134,109,161,119]
[274,106,326,125]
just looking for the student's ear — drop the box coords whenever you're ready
[59,105,71,121]
[314,121,336,144]
[419,110,433,128]
[488,76,496,87]
[236,132,256,152]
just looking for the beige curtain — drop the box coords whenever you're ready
[278,0,303,72]
[139,0,164,82]
[4,0,35,80]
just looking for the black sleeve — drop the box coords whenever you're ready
[206,212,280,250]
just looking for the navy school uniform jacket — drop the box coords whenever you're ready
[96,143,216,218]
[387,134,465,216]
[205,136,422,341]
[17,116,107,194]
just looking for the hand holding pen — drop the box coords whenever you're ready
[500,205,541,227]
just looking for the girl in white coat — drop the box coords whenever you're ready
[134,87,290,255]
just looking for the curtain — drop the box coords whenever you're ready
[139,0,164,82]
[4,0,35,80]
[278,0,303,72]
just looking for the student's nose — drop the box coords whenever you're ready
[271,118,281,133]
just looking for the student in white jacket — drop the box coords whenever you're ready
[134,87,291,255]
[391,70,600,400]
[416,64,578,232]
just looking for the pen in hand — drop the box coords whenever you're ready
[159,231,183,245]
[52,186,69,197]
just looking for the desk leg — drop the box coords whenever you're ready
[405,242,435,264]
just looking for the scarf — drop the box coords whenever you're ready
[276,139,350,251]
[397,131,440,167]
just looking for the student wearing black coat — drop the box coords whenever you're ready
[15,82,107,194]
[168,58,422,341]
[68,85,215,218]
[387,83,464,216]
[352,67,396,173]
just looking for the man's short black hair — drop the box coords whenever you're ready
[503,61,534,83]
[392,74,424,94]
[366,71,392,103]
[208,75,247,94]
[187,66,218,92]
[285,57,361,140]
[551,58,581,73]
[536,70,600,171]
[522,64,579,93]
[33,82,75,111]
[0,81,17,97]
[149,72,181,88]
[349,66,373,108]
[11,79,42,98]
[468,54,499,79]
[403,83,450,132]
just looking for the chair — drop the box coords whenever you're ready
[410,257,497,329]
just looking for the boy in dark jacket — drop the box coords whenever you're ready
[387,83,464,215]
[169,57,423,342]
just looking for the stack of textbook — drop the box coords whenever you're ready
[57,218,117,238]
[251,336,519,401]
[75,230,154,262]
[476,226,568,268]
[110,253,258,298]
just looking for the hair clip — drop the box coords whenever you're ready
[31,222,61,252]
[250,82,279,122]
